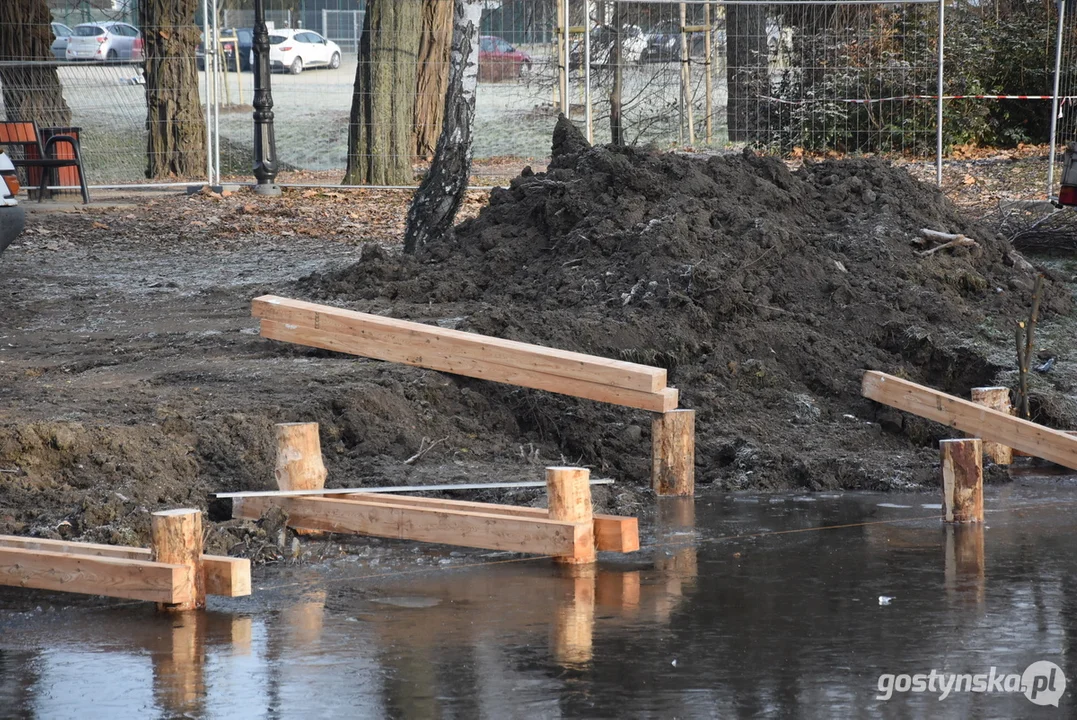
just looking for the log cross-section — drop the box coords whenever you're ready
[252,295,677,412]
[862,371,1077,470]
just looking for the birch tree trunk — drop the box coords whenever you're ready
[143,0,207,178]
[0,0,71,127]
[403,0,482,254]
[343,0,422,185]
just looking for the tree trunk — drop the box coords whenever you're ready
[0,0,71,127]
[344,0,422,185]
[143,0,207,178]
[403,0,482,254]
[414,0,454,160]
[725,4,767,143]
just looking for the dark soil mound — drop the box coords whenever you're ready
[305,117,1064,491]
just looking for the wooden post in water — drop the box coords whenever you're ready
[940,439,984,523]
[151,509,205,612]
[546,466,596,564]
[971,387,1013,465]
[552,563,596,667]
[652,409,696,496]
[944,523,986,605]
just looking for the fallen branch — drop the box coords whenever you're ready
[403,436,449,466]
[916,229,980,257]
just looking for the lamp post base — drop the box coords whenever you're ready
[253,183,282,197]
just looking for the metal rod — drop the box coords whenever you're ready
[935,0,945,187]
[1048,0,1067,198]
[584,1,592,142]
[564,0,571,117]
[211,0,221,186]
[202,0,212,184]
[214,478,615,499]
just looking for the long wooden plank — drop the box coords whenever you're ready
[232,495,583,556]
[0,536,251,598]
[862,371,1077,470]
[260,319,678,412]
[0,546,193,604]
[336,493,639,553]
[253,295,666,393]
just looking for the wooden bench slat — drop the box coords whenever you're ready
[233,495,582,557]
[260,319,678,412]
[0,546,193,604]
[253,295,667,393]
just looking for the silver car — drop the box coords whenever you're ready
[66,21,143,62]
[51,22,73,60]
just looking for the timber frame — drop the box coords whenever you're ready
[252,295,695,496]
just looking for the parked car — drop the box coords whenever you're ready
[0,151,25,257]
[247,29,341,74]
[570,24,647,68]
[50,22,73,60]
[197,29,240,72]
[66,21,143,62]
[478,35,531,81]
[640,21,709,63]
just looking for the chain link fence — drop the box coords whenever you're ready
[2,0,1066,195]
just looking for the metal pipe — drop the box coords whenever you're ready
[1048,0,1067,198]
[564,0,571,118]
[214,478,616,499]
[211,0,221,186]
[935,0,945,187]
[584,2,592,142]
[202,0,212,184]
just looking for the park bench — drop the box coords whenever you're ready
[0,121,90,204]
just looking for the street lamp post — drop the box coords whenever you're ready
[252,0,280,195]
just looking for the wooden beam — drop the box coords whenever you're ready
[0,536,250,598]
[259,319,677,412]
[335,493,639,553]
[232,495,582,557]
[862,371,1077,470]
[252,295,667,393]
[0,546,193,604]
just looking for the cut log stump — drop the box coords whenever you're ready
[940,439,984,523]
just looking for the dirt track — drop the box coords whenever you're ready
[2,139,1075,556]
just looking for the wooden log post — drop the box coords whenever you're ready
[971,387,1013,465]
[151,509,205,612]
[551,564,596,667]
[944,523,986,605]
[275,422,327,492]
[546,467,596,564]
[652,409,696,496]
[275,422,327,537]
[940,439,984,523]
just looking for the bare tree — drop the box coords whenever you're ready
[403,0,483,254]
[142,0,207,177]
[0,0,71,127]
[343,0,422,185]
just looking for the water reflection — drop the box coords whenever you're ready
[2,483,1076,717]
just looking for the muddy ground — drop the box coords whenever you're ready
[3,130,1077,559]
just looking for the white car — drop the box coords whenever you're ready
[0,151,25,256]
[66,21,143,62]
[248,29,341,74]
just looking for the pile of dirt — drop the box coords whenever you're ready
[304,116,1066,491]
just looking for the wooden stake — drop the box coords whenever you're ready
[652,409,696,496]
[970,387,1013,465]
[940,439,984,523]
[546,467,596,564]
[151,509,205,612]
[274,422,327,493]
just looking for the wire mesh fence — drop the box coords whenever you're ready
[0,0,1065,195]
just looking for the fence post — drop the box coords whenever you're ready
[935,0,945,187]
[1048,0,1068,198]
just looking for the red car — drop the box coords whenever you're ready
[479,35,531,81]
